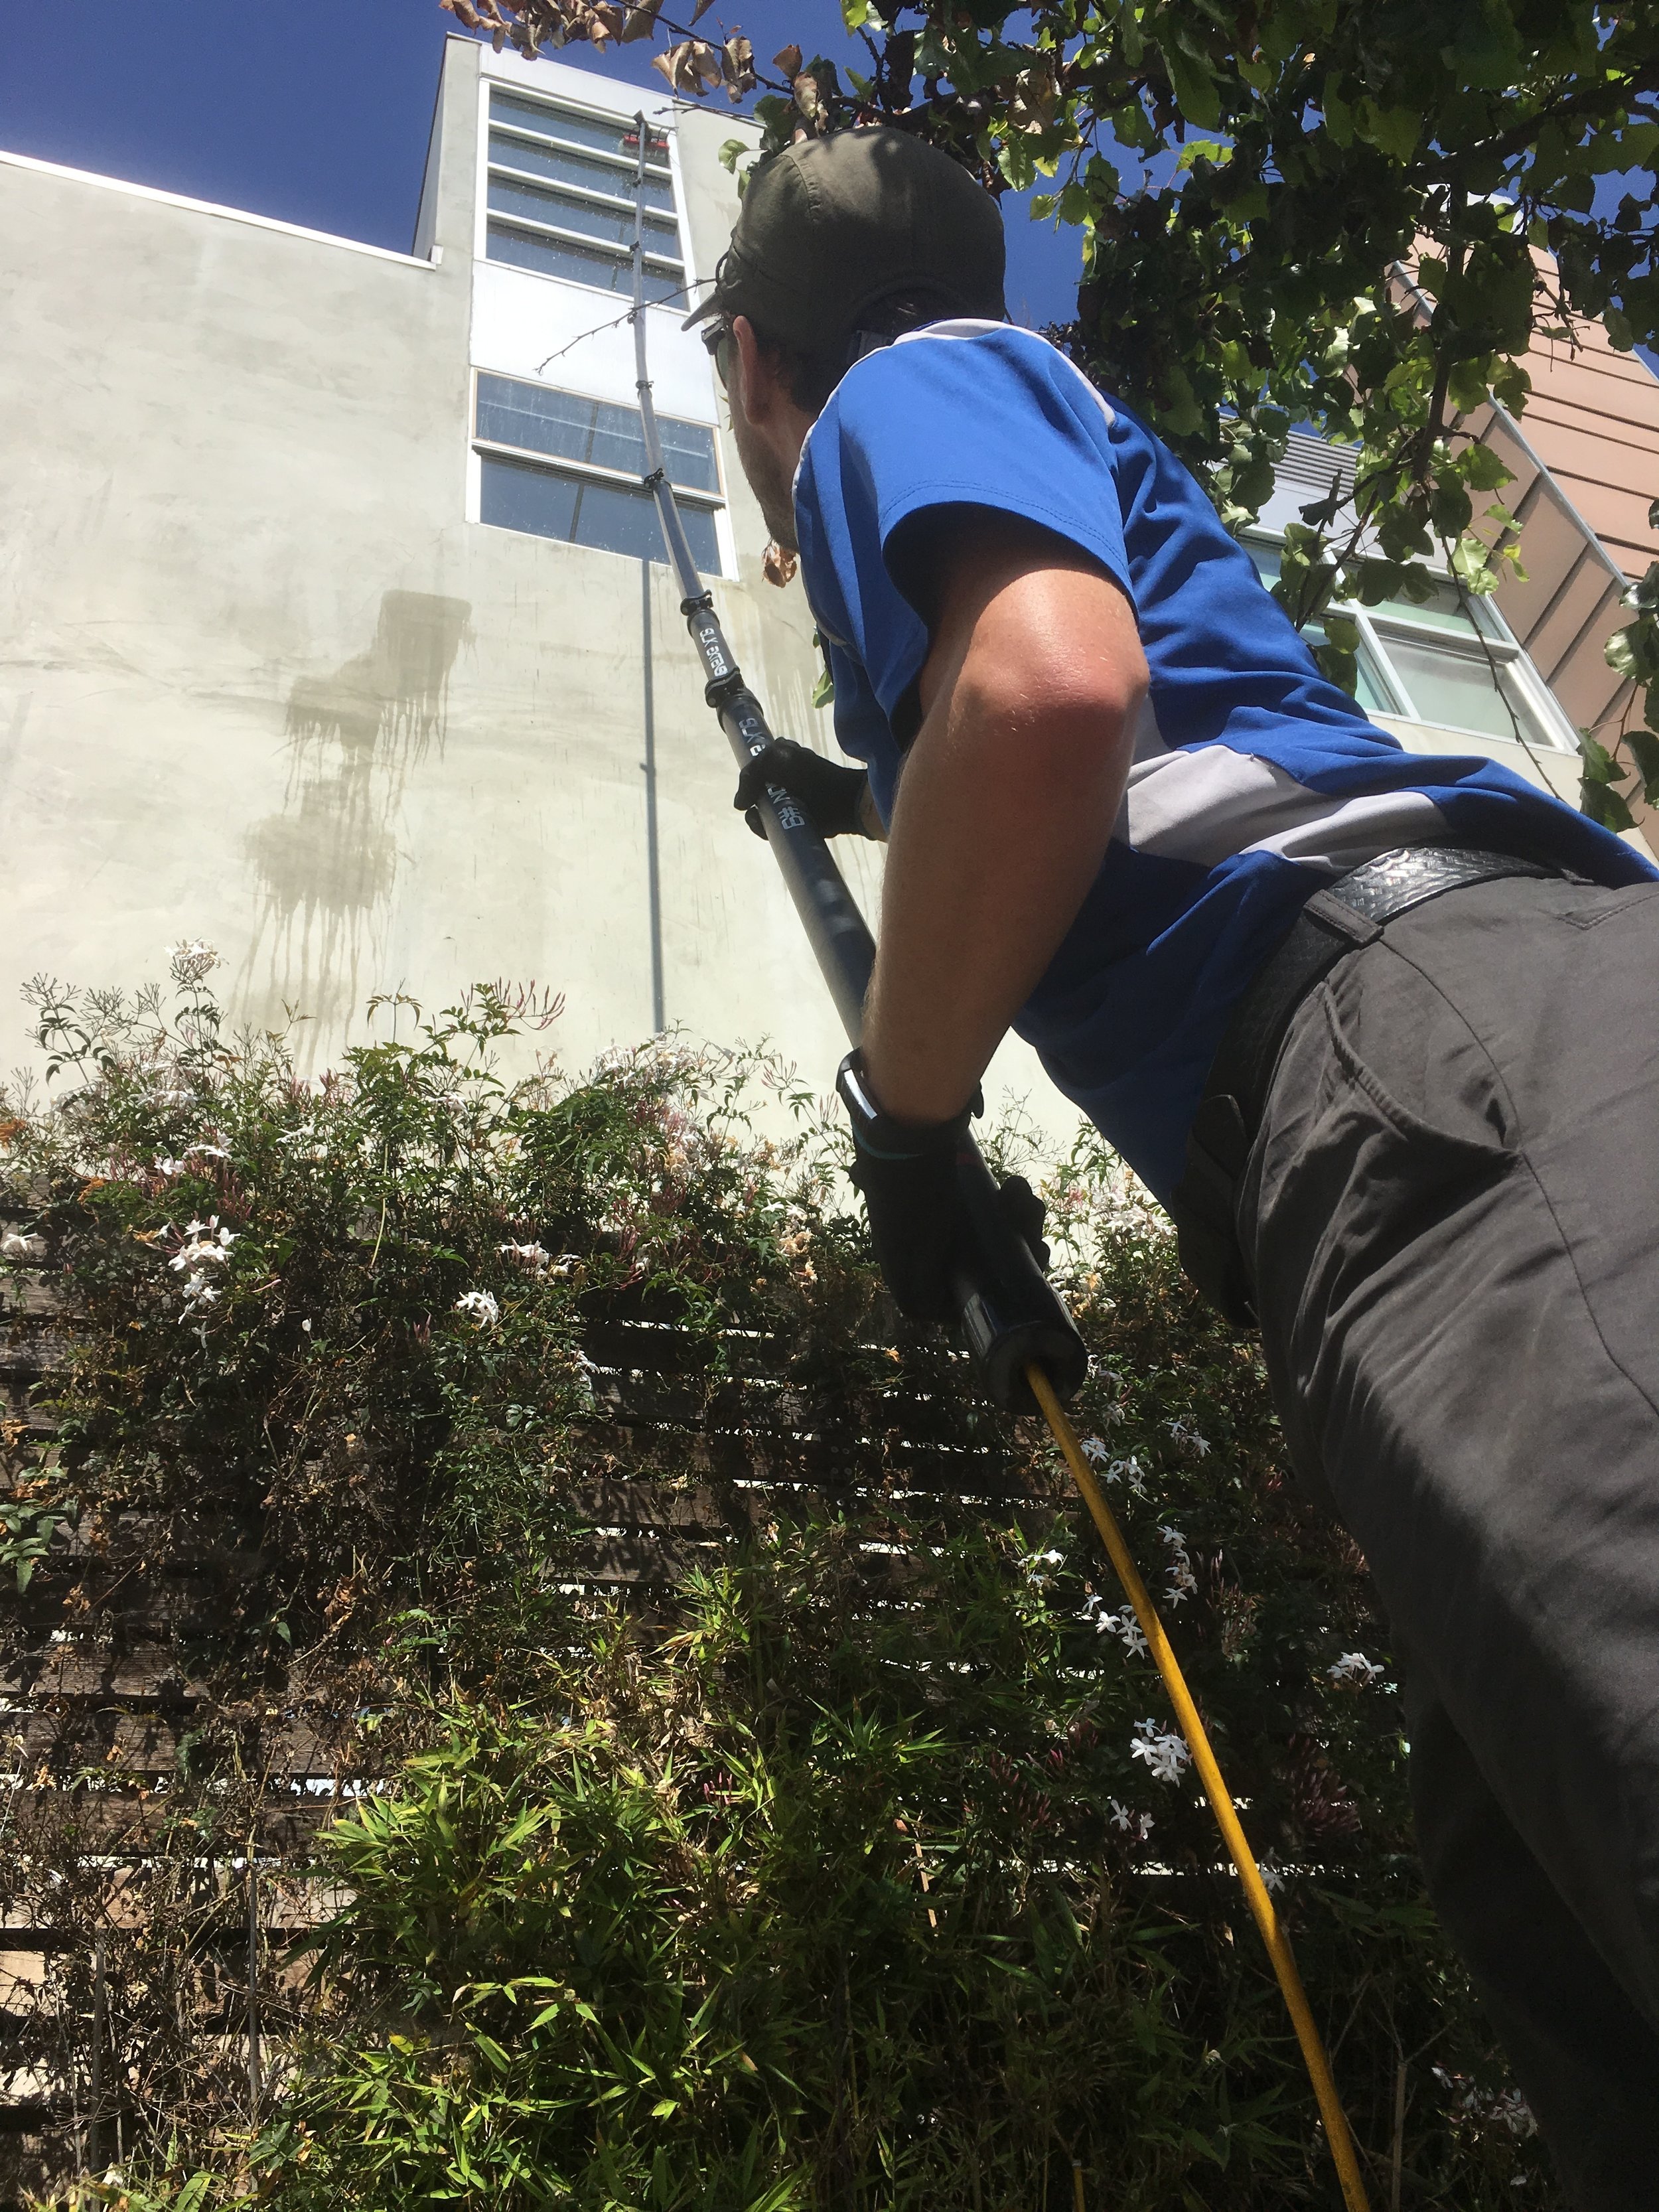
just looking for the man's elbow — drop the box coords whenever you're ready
[958,649,1147,772]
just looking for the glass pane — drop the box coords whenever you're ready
[1302,623,1395,717]
[475,376,716,496]
[486,223,684,302]
[1362,580,1486,637]
[488,129,675,210]
[1241,543,1394,713]
[480,454,718,572]
[486,175,678,254]
[654,415,719,495]
[1382,632,1549,742]
[489,92,668,165]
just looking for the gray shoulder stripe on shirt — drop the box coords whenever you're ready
[1119,744,1447,873]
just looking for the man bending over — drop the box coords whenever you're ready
[690,125,1659,2209]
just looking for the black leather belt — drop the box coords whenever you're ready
[1212,844,1560,1137]
[1174,844,1563,1323]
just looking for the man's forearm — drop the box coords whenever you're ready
[858,552,1145,1126]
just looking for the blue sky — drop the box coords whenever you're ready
[0,0,1083,328]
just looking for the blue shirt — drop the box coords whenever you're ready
[792,320,1650,1203]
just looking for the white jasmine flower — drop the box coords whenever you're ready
[1257,1851,1287,1894]
[1096,1603,1149,1658]
[1328,1651,1386,1687]
[1107,1798,1155,1841]
[1130,1718,1191,1785]
[168,1217,237,1276]
[1,1230,44,1260]
[1159,1524,1198,1607]
[187,1143,230,1161]
[455,1289,500,1327]
[1080,1435,1110,1465]
[167,940,220,987]
[153,1157,187,1178]
[498,1240,551,1272]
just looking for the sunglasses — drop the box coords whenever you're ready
[701,319,733,392]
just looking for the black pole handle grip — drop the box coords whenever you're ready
[950,1145,1089,1412]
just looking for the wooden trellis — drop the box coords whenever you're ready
[0,1266,1062,2197]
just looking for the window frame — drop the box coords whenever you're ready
[1244,531,1581,755]
[469,368,729,577]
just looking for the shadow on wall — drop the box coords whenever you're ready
[242,591,472,1045]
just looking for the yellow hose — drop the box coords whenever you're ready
[1026,1362,1372,2212]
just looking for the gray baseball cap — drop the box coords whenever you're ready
[684,128,1006,350]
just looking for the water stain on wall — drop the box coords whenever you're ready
[242,590,470,1042]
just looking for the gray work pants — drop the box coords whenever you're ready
[1233,870,1659,2211]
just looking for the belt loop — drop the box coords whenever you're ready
[1303,889,1384,948]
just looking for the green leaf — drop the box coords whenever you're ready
[1624,728,1659,807]
[1490,358,1532,413]
[1461,441,1514,492]
[1581,774,1636,832]
[1159,41,1221,131]
[1445,359,1491,415]
[1579,732,1625,786]
[1429,481,1473,537]
[1364,104,1421,163]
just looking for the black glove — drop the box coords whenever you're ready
[835,1051,1050,1323]
[735,737,872,840]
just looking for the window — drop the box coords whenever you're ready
[484,90,684,306]
[1246,540,1571,752]
[474,373,721,572]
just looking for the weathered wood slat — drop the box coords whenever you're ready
[5,1795,353,1847]
[565,1423,1041,1497]
[0,1649,208,1701]
[7,1714,384,1780]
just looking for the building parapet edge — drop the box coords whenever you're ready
[0,147,443,268]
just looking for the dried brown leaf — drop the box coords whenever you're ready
[654,35,722,92]
[773,41,802,75]
[620,0,664,42]
[439,0,485,27]
[792,70,821,119]
[721,33,757,97]
[762,542,798,588]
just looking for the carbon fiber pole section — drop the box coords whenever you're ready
[627,119,875,1039]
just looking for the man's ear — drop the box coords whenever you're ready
[731,315,781,423]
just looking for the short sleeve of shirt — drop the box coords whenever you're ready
[793,325,1135,746]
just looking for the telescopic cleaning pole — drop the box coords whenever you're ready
[623,116,1370,2211]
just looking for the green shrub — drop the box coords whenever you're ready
[0,954,1555,2209]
